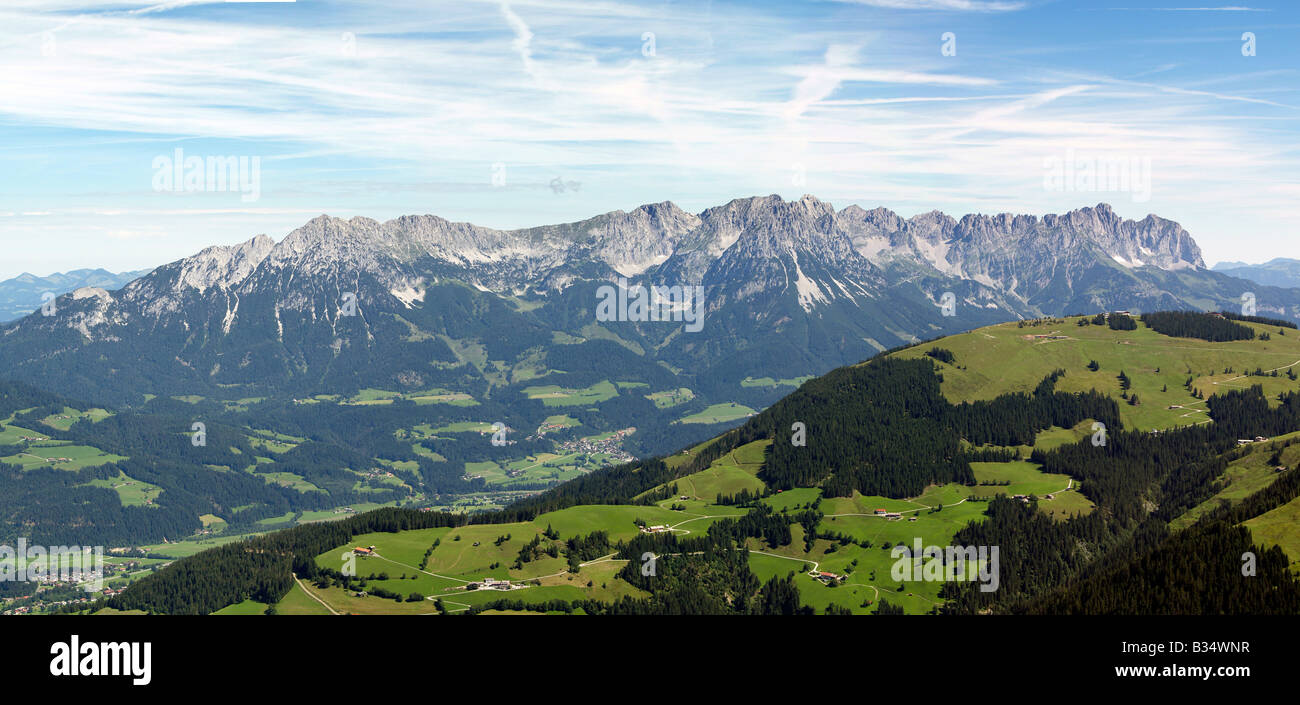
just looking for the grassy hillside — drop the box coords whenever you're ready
[892,316,1300,431]
[91,313,1300,616]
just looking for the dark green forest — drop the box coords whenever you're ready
[1141,311,1255,342]
[48,340,1300,615]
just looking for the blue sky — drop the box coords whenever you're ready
[1,0,1297,279]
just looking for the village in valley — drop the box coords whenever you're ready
[554,427,637,466]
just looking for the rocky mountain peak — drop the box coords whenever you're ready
[169,233,276,293]
[1052,203,1204,270]
[39,195,1213,333]
[577,202,701,277]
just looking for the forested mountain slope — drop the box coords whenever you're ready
[86,312,1300,615]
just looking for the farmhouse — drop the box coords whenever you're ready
[467,577,514,591]
[642,524,671,534]
[884,512,902,520]
[874,509,887,515]
[352,546,375,556]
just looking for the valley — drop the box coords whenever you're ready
[4,198,1297,577]
[47,312,1300,616]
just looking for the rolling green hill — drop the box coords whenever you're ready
[81,312,1300,616]
[891,314,1300,431]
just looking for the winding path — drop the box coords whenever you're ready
[292,574,340,615]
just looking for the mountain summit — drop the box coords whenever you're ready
[0,196,1285,408]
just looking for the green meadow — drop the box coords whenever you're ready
[1,443,127,471]
[39,406,112,430]
[81,472,163,507]
[1244,495,1300,575]
[646,388,695,408]
[0,422,46,444]
[892,315,1300,432]
[211,599,268,615]
[640,439,769,502]
[1170,432,1300,531]
[523,380,619,407]
[275,582,335,615]
[677,402,757,425]
[970,461,1073,499]
[741,376,814,389]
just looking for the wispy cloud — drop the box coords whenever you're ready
[0,0,1296,275]
[1102,6,1270,11]
[831,0,1026,10]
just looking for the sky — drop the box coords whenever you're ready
[0,0,1297,279]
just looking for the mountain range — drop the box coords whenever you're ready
[6,195,1300,597]
[0,195,1292,416]
[1213,258,1300,289]
[0,269,151,323]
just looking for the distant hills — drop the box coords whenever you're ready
[0,268,151,323]
[1212,258,1300,289]
[94,312,1300,615]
